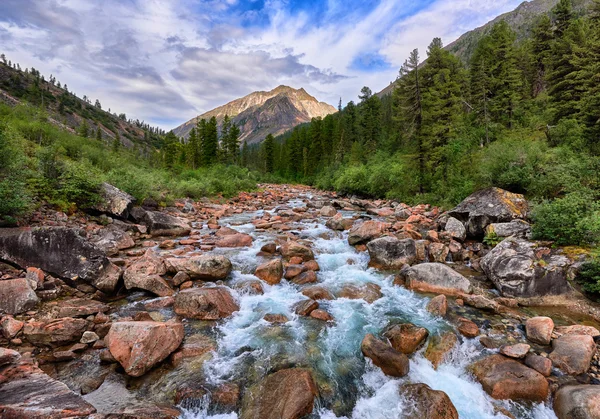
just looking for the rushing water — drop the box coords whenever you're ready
[180,198,558,419]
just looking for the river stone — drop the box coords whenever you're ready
[427,295,448,316]
[525,354,553,377]
[291,270,317,285]
[0,348,20,366]
[549,334,596,376]
[280,241,315,262]
[174,287,239,320]
[166,255,233,280]
[88,182,135,219]
[320,206,337,217]
[1,316,24,339]
[487,220,531,238]
[0,227,121,293]
[457,317,479,338]
[0,278,39,315]
[555,325,600,338]
[338,283,382,303]
[92,227,135,256]
[140,210,191,236]
[470,354,549,402]
[444,217,466,242]
[425,332,458,369]
[255,259,283,285]
[0,362,96,417]
[105,321,184,377]
[325,213,354,231]
[402,263,472,295]
[293,299,319,316]
[398,383,459,419]
[55,298,109,318]
[123,250,173,297]
[480,238,573,298]
[301,286,334,301]
[240,368,317,419]
[216,233,253,248]
[554,385,600,419]
[24,317,88,346]
[383,323,429,354]
[361,333,410,377]
[448,187,529,238]
[348,220,386,245]
[499,343,530,359]
[367,237,417,269]
[526,317,554,345]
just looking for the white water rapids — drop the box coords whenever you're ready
[179,198,558,419]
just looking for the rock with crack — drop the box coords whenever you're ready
[87,182,135,219]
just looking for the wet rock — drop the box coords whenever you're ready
[264,314,289,324]
[55,298,109,318]
[338,283,382,303]
[216,233,253,248]
[88,182,135,219]
[174,287,239,320]
[457,317,479,338]
[398,383,459,419]
[1,316,24,339]
[310,309,333,321]
[0,227,121,293]
[383,323,429,355]
[325,213,354,231]
[166,255,233,280]
[348,220,386,245]
[525,317,554,345]
[427,295,447,316]
[293,299,319,316]
[402,263,472,296]
[367,237,416,269]
[549,334,596,376]
[255,259,283,285]
[461,295,500,312]
[240,368,317,419]
[445,217,466,242]
[0,348,20,366]
[0,362,96,417]
[448,187,529,238]
[260,243,277,254]
[480,238,572,298]
[170,333,216,366]
[139,210,191,237]
[284,264,307,279]
[554,384,600,419]
[499,343,530,359]
[361,333,409,377]
[280,242,315,262]
[304,260,320,271]
[291,270,317,285]
[301,286,334,301]
[24,317,88,346]
[525,354,552,377]
[105,321,184,377]
[470,354,549,402]
[234,280,264,295]
[0,278,39,315]
[320,206,337,217]
[487,220,531,238]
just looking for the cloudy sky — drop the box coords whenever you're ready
[0,0,524,130]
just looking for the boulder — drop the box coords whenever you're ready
[448,187,529,238]
[554,385,600,419]
[555,325,600,338]
[166,255,232,280]
[216,233,253,248]
[499,343,530,359]
[457,317,479,338]
[290,271,317,285]
[0,348,20,366]
[255,259,283,285]
[123,250,173,297]
[280,242,314,262]
[487,220,531,238]
[174,287,239,320]
[428,243,450,263]
[398,383,459,419]
[425,332,458,369]
[105,321,184,377]
[383,323,429,354]
[234,280,264,296]
[140,210,191,236]
[0,278,39,315]
[240,368,317,419]
[0,227,121,293]
[23,318,88,346]
[338,283,382,303]
[525,354,552,377]
[284,264,307,280]
[310,309,333,321]
[54,298,109,318]
[301,286,334,301]
[549,334,596,375]
[444,217,466,242]
[1,316,24,339]
[361,333,409,377]
[525,317,554,345]
[0,362,96,417]
[293,299,319,316]
[320,206,337,217]
[325,214,354,231]
[402,263,472,296]
[426,295,447,316]
[470,354,549,402]
[92,227,135,256]
[367,237,416,269]
[88,182,135,219]
[480,238,573,298]
[348,221,386,245]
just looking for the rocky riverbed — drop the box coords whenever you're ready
[1,184,599,418]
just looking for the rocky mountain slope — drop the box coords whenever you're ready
[172,85,336,145]
[377,0,594,97]
[0,62,161,149]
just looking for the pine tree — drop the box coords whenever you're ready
[241,141,249,167]
[553,0,573,38]
[227,124,241,163]
[187,127,201,169]
[531,15,554,96]
[112,132,121,152]
[201,117,218,166]
[162,131,180,168]
[263,134,275,173]
[358,86,382,154]
[96,127,102,142]
[580,4,600,148]
[78,120,89,138]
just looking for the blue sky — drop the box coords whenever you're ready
[0,0,524,129]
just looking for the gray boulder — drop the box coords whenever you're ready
[402,263,472,295]
[367,237,416,269]
[554,385,600,419]
[139,210,191,237]
[0,227,121,293]
[449,187,529,238]
[487,220,531,238]
[0,278,39,315]
[480,238,573,298]
[445,217,466,242]
[88,182,135,219]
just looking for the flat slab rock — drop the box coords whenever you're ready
[0,362,96,417]
[402,263,472,296]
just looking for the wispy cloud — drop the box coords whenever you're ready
[0,0,523,129]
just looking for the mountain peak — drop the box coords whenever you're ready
[172,86,336,144]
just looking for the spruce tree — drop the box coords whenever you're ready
[531,15,553,96]
[96,127,102,142]
[553,0,573,38]
[187,127,201,169]
[263,134,275,173]
[201,117,218,166]
[112,132,121,152]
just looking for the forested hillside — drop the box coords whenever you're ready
[243,0,600,246]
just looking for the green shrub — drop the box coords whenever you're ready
[575,259,600,294]
[532,191,600,246]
